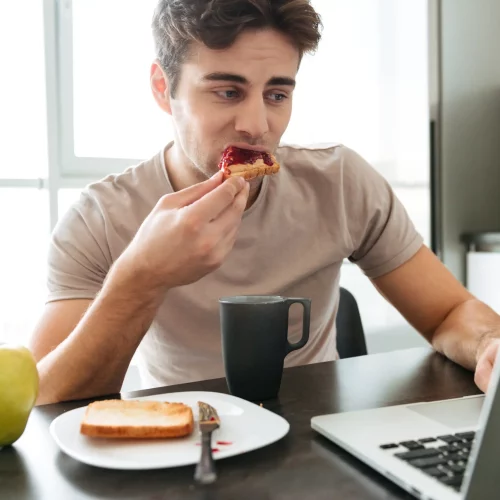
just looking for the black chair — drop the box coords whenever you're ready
[335,287,368,358]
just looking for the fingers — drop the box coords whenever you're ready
[475,362,492,393]
[191,176,247,221]
[200,182,249,261]
[163,171,224,209]
[210,181,249,234]
[210,213,246,266]
[474,341,500,393]
[206,184,249,262]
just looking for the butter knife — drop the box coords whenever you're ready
[194,401,220,484]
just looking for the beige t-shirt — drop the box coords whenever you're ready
[47,142,423,387]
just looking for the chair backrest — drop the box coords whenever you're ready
[335,287,368,358]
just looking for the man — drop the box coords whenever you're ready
[31,0,500,405]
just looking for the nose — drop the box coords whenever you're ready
[234,95,269,139]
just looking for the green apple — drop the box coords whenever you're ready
[0,344,39,448]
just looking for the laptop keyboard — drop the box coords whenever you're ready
[380,431,476,492]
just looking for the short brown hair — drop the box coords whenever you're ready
[152,0,322,96]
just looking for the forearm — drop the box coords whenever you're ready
[431,298,500,371]
[36,262,166,405]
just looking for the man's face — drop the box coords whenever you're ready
[159,29,299,177]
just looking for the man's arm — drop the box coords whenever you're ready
[33,173,249,405]
[372,245,500,386]
[30,299,91,363]
[34,264,165,405]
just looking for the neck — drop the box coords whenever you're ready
[165,144,206,193]
[164,143,264,210]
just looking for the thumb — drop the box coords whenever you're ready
[475,341,499,393]
[167,171,223,208]
[475,361,492,393]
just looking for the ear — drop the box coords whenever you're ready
[150,60,172,115]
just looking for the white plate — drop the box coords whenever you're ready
[50,391,290,470]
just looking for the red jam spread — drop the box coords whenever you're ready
[218,146,273,173]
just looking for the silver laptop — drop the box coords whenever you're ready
[311,356,500,500]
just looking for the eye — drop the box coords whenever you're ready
[216,90,240,100]
[267,92,288,103]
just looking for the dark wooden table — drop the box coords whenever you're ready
[0,347,481,500]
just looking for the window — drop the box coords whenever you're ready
[0,0,432,349]
[285,1,429,188]
[306,0,431,342]
[0,189,50,344]
[72,0,165,160]
[58,0,165,177]
[0,1,50,345]
[0,1,48,179]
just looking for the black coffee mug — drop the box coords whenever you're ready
[219,295,311,401]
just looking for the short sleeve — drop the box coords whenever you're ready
[46,192,112,303]
[341,147,424,278]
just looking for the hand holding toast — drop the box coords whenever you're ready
[118,172,249,290]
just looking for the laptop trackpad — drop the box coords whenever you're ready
[407,396,484,429]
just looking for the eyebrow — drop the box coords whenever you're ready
[202,72,296,88]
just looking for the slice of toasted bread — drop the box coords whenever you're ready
[80,400,194,439]
[218,146,280,181]
[223,156,280,181]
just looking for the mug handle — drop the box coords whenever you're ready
[285,298,311,355]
